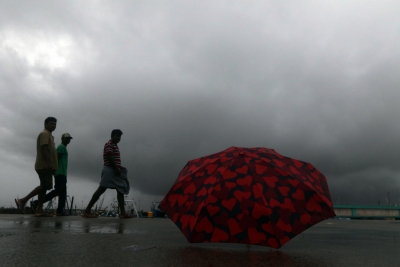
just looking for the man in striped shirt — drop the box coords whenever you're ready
[103,133,122,175]
[82,129,132,219]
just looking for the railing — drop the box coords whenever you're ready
[333,205,400,219]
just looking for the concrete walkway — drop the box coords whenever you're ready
[0,214,399,267]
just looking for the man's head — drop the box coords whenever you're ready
[111,129,123,144]
[44,117,57,132]
[61,133,73,146]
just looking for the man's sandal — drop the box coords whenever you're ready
[15,199,25,214]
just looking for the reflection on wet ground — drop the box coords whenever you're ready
[163,247,330,267]
[122,245,157,251]
[0,215,399,267]
[8,217,147,234]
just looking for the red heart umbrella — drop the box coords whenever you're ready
[159,146,335,249]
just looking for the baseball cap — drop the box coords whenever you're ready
[62,133,73,139]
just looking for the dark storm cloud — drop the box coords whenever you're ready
[1,1,400,207]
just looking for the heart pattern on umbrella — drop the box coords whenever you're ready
[159,146,335,249]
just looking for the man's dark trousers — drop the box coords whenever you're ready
[33,175,67,213]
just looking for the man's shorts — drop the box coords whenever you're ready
[36,169,54,190]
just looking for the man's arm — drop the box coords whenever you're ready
[107,154,121,175]
[56,144,65,163]
[41,144,53,170]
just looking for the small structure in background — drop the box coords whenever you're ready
[101,196,139,217]
[334,205,400,220]
[150,200,165,218]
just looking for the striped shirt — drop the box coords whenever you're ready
[103,140,121,168]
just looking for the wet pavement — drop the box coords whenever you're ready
[0,214,399,267]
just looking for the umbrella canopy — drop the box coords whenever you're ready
[159,146,335,249]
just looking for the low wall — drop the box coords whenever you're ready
[333,205,400,219]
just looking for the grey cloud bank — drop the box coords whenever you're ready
[1,1,400,209]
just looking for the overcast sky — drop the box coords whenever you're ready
[1,1,400,211]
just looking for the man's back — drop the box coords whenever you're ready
[55,144,68,176]
[35,129,58,171]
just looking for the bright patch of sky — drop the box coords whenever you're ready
[2,30,73,70]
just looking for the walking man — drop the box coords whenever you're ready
[82,129,132,219]
[31,133,73,216]
[15,117,58,217]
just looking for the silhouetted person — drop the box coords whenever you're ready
[82,129,132,219]
[31,133,73,216]
[15,117,58,217]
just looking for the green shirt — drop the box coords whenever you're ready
[55,144,68,176]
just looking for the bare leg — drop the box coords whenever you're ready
[18,185,46,208]
[117,191,126,216]
[84,186,107,215]
[117,191,132,219]
[36,188,46,214]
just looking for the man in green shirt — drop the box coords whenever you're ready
[31,133,73,216]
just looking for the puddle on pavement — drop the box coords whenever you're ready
[0,233,11,237]
[79,222,148,234]
[82,225,132,234]
[13,221,26,225]
[122,245,156,251]
[10,219,147,235]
